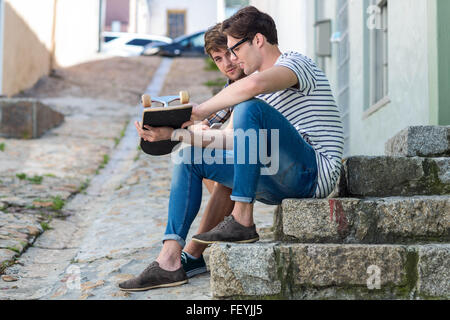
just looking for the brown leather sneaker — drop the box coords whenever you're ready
[118,261,188,292]
[192,215,260,245]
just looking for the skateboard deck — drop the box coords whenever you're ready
[140,92,192,156]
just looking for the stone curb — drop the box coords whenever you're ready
[276,196,450,244]
[210,242,450,300]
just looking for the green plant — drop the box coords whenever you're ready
[16,173,27,180]
[0,143,5,152]
[40,221,52,231]
[204,57,219,71]
[99,154,110,169]
[203,78,227,88]
[78,179,90,193]
[51,196,65,211]
[6,247,20,254]
[15,173,44,184]
[27,175,43,184]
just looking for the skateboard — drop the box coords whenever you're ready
[139,91,192,156]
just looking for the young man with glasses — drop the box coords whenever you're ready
[120,6,343,291]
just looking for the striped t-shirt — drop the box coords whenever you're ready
[257,51,344,198]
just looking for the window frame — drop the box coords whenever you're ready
[167,9,186,39]
[366,0,389,117]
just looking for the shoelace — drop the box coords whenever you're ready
[142,262,159,274]
[181,252,187,264]
[216,215,233,230]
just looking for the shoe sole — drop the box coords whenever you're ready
[186,266,208,278]
[118,279,188,292]
[191,237,259,245]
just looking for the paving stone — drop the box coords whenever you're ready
[385,126,450,157]
[0,239,26,253]
[278,196,450,244]
[0,249,18,264]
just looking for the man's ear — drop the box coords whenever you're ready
[254,33,265,48]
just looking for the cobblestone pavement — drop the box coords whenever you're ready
[0,57,277,300]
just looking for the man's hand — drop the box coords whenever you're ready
[134,121,174,142]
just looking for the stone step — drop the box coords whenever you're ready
[385,126,450,157]
[0,98,64,139]
[209,242,450,300]
[334,156,450,197]
[275,196,449,244]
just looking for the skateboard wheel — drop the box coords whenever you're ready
[141,94,151,108]
[179,91,189,104]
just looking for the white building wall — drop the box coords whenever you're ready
[146,0,218,37]
[54,0,100,67]
[0,0,4,95]
[348,0,431,156]
[250,0,310,54]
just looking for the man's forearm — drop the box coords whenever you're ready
[172,128,233,150]
[197,77,258,120]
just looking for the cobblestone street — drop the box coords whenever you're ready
[0,55,277,300]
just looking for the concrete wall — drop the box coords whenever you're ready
[1,0,100,97]
[144,0,218,37]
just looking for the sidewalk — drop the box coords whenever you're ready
[0,56,277,300]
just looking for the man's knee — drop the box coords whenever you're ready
[233,98,268,120]
[172,145,203,165]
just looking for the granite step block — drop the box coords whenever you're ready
[209,242,450,300]
[335,156,450,197]
[385,126,450,157]
[275,196,450,244]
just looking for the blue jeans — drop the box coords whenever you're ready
[163,98,318,247]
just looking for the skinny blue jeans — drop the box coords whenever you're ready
[163,98,318,247]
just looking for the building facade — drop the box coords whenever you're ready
[0,0,102,97]
[250,0,450,157]
[128,0,218,38]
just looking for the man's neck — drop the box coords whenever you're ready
[259,45,282,72]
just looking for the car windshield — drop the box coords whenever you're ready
[173,32,204,43]
[126,39,153,46]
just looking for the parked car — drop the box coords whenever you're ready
[141,31,207,57]
[101,32,173,57]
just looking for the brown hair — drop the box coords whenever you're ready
[204,23,228,56]
[221,6,278,45]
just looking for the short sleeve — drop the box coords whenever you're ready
[276,53,317,94]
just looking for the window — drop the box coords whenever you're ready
[369,0,389,107]
[190,33,204,48]
[104,36,118,43]
[167,10,186,39]
[126,39,152,46]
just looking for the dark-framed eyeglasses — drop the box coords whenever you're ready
[227,37,250,57]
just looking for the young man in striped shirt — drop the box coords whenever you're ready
[187,6,344,240]
[122,6,343,291]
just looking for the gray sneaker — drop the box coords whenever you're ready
[118,261,188,292]
[192,215,259,244]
